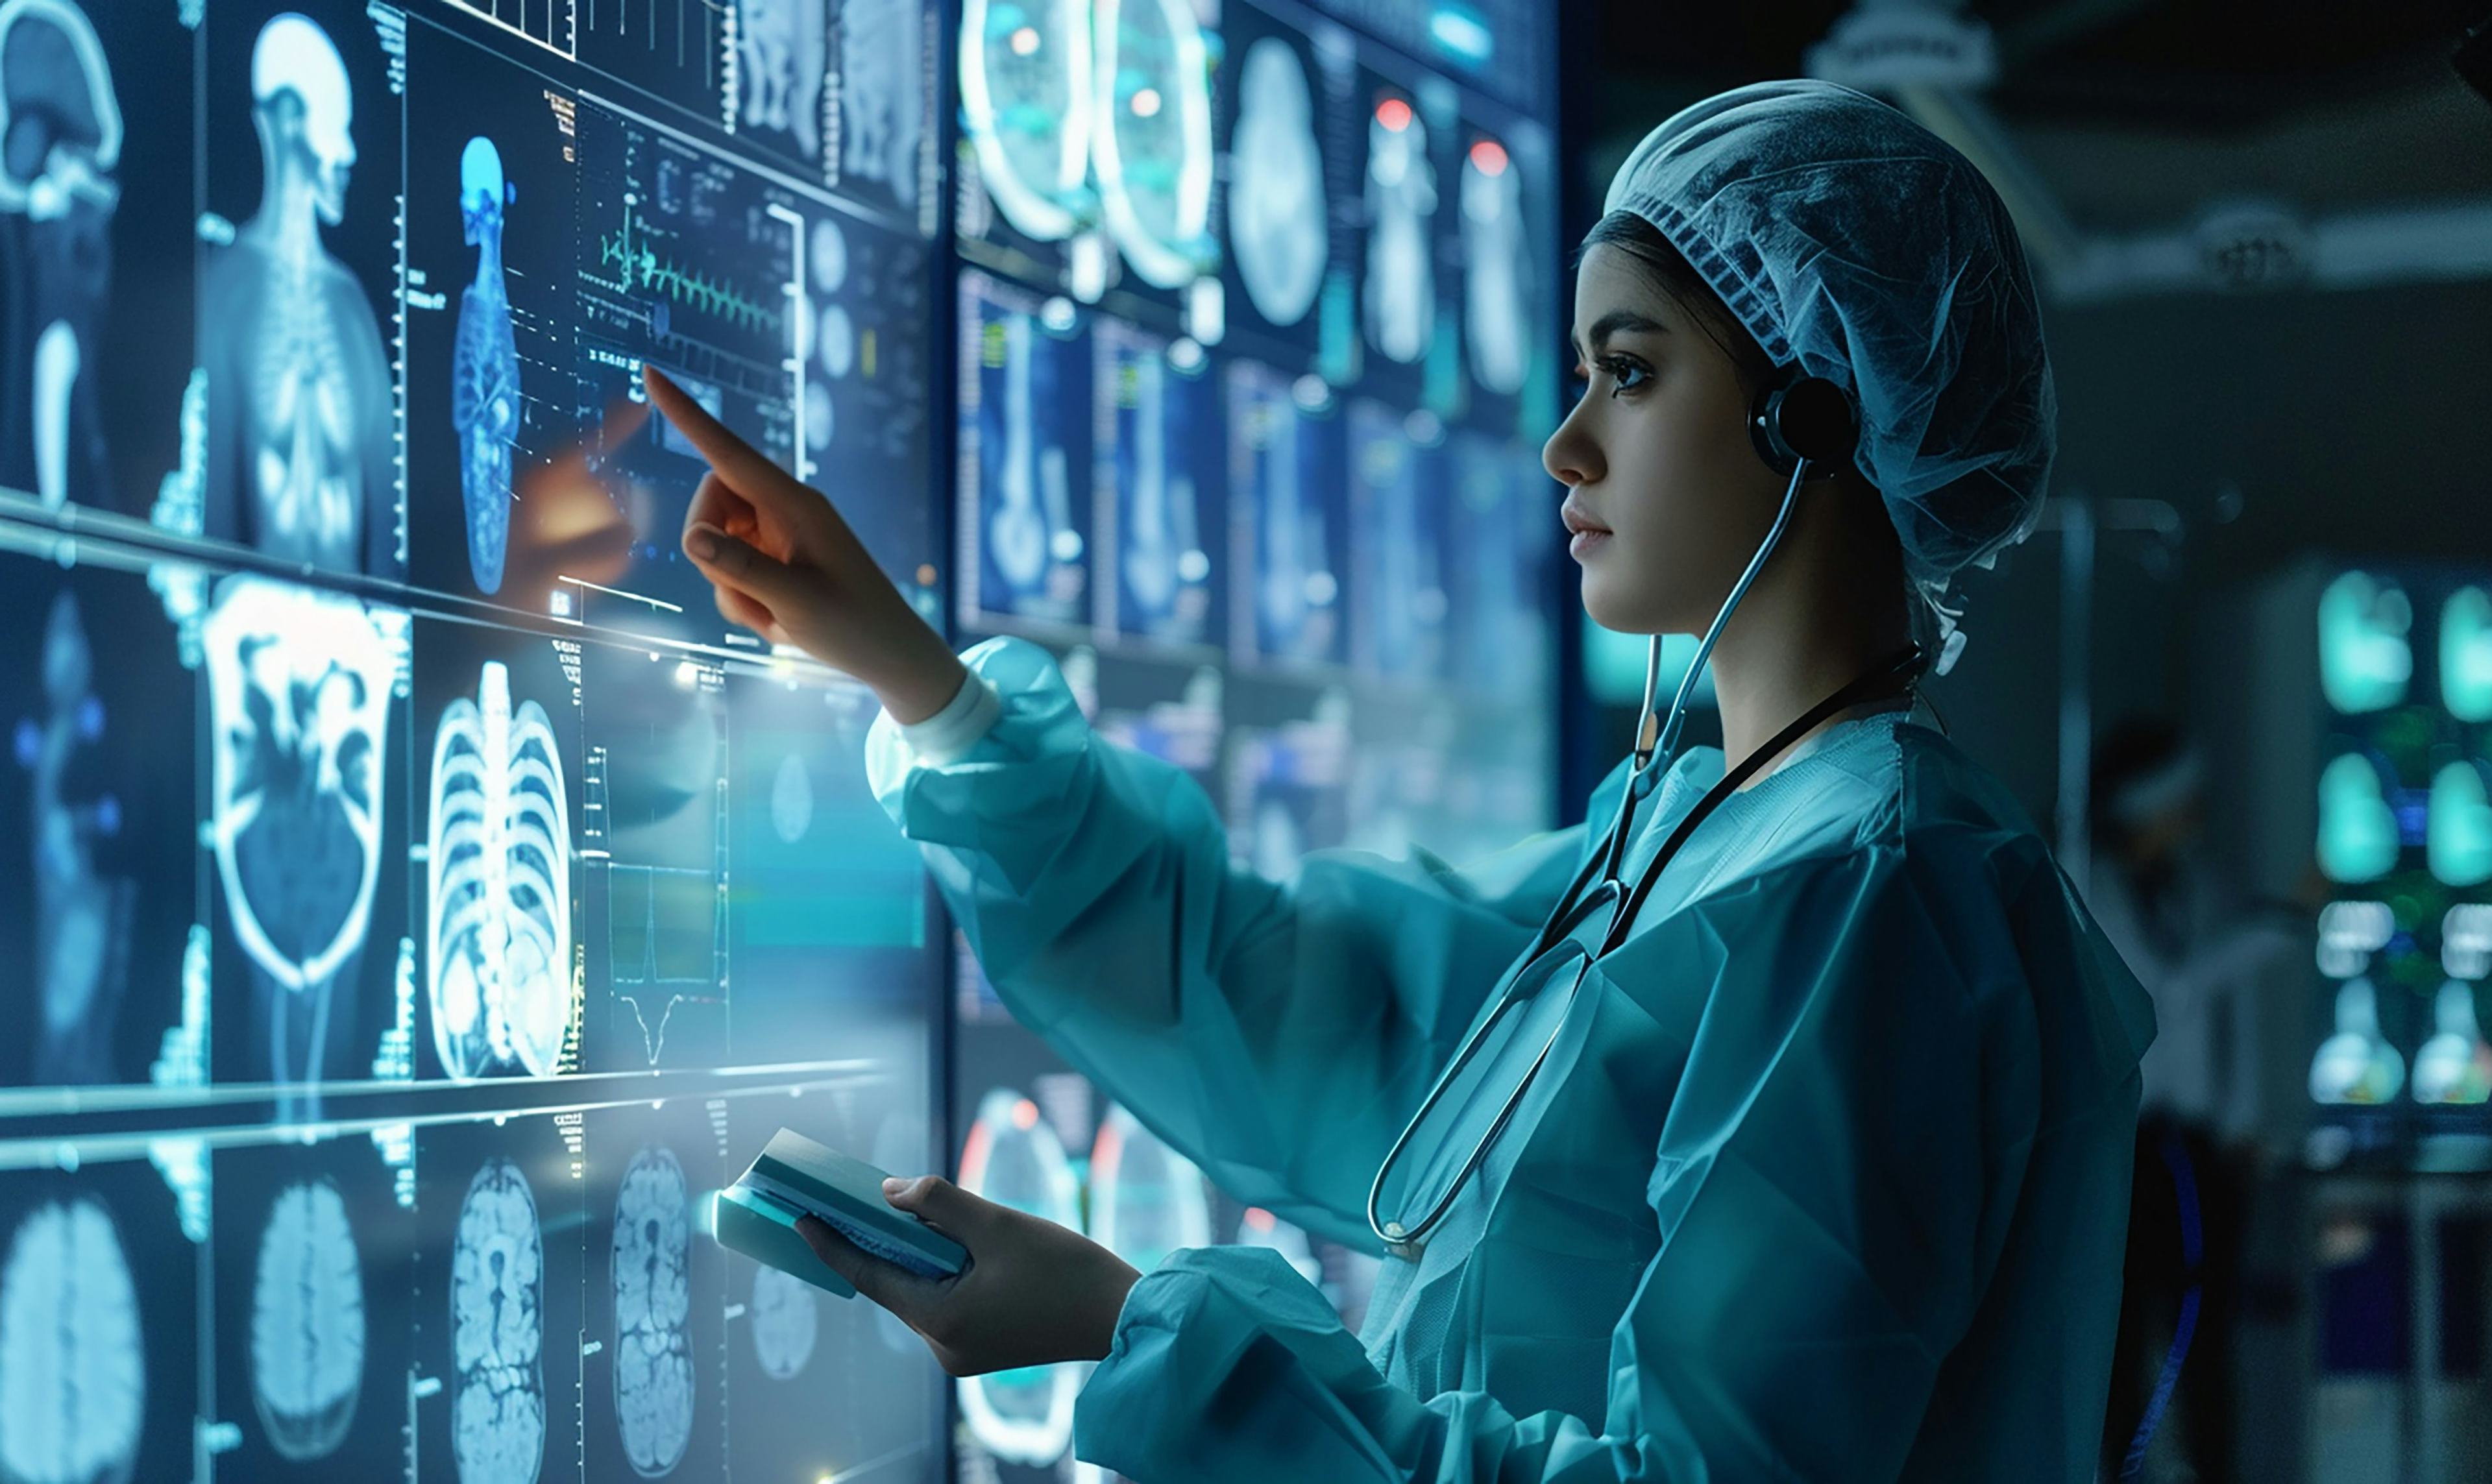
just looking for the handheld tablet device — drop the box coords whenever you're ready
[715,1128,968,1297]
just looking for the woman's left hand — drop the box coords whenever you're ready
[798,1175,1143,1377]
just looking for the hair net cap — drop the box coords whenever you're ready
[1603,79,2055,661]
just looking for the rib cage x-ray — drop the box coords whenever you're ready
[838,0,923,208]
[1227,38,1325,327]
[1461,138,1531,396]
[1363,99,1436,365]
[201,12,396,576]
[16,590,134,1084]
[452,136,519,596]
[249,1178,365,1461]
[0,1197,145,1484]
[960,0,1090,241]
[202,578,395,1091]
[427,661,572,1082]
[451,1157,546,1484]
[611,1143,694,1478]
[1092,0,1213,289]
[739,0,826,158]
[0,0,120,513]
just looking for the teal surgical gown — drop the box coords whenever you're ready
[866,638,2157,1483]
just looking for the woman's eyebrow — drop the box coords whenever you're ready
[1574,310,1670,357]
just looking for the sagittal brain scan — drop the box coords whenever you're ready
[746,1263,818,1381]
[838,0,925,211]
[452,136,520,596]
[610,1143,694,1477]
[203,577,397,1091]
[16,589,133,1079]
[451,1157,546,1484]
[1461,135,1530,397]
[0,1197,144,1484]
[200,10,398,578]
[960,0,1092,242]
[0,0,119,513]
[249,1179,365,1461]
[1362,93,1436,366]
[428,661,574,1081]
[1093,0,1214,289]
[1227,36,1326,328]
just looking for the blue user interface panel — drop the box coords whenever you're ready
[0,2,949,1481]
[946,0,1561,1478]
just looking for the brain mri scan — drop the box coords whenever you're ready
[1363,95,1436,365]
[450,1158,546,1484]
[0,1197,144,1484]
[1092,0,1213,288]
[960,0,1091,241]
[611,1144,694,1477]
[451,135,519,596]
[837,0,923,208]
[427,660,572,1081]
[746,1263,818,1381]
[0,0,122,513]
[1227,38,1325,327]
[1460,137,1530,396]
[249,1179,366,1460]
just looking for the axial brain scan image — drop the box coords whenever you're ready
[611,1143,694,1476]
[746,1263,818,1381]
[450,1158,546,1484]
[0,1197,145,1484]
[249,1178,366,1461]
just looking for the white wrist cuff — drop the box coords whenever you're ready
[897,667,1002,765]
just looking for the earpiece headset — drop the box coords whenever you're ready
[1748,368,1858,481]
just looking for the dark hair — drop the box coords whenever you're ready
[1574,211,1776,396]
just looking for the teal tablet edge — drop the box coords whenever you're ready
[715,1186,857,1299]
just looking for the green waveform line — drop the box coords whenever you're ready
[598,195,785,336]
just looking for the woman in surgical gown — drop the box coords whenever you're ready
[655,80,2156,1484]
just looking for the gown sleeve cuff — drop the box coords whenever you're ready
[892,664,1003,766]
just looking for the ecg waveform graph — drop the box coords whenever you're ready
[597,195,785,335]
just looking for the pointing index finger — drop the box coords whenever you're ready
[641,364,783,494]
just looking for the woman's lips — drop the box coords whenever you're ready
[1561,500,1612,558]
[1569,529,1613,559]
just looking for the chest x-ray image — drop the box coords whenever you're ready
[1363,95,1437,366]
[838,0,924,210]
[1227,37,1326,328]
[0,0,119,513]
[960,0,1092,241]
[1461,136,1532,397]
[1093,0,1214,289]
[15,589,134,1083]
[202,576,396,1111]
[201,12,397,577]
[739,0,826,162]
[452,137,519,596]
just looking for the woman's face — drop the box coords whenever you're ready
[1543,244,1783,636]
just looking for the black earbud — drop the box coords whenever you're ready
[1748,371,1858,480]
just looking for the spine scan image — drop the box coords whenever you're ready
[450,1157,546,1484]
[249,1178,366,1460]
[1118,350,1185,624]
[986,310,1071,599]
[14,590,134,1083]
[451,136,519,596]
[202,578,396,1095]
[0,1197,145,1484]
[956,1089,1082,1466]
[737,0,826,160]
[959,0,1091,241]
[837,0,923,208]
[1362,95,1435,366]
[1227,38,1325,327]
[0,0,121,513]
[610,1144,694,1478]
[200,12,395,576]
[1091,0,1213,288]
[427,660,573,1081]
[1460,137,1530,396]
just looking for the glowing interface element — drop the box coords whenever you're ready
[611,1144,694,1476]
[1461,136,1530,395]
[985,310,1071,596]
[960,0,1092,240]
[1117,350,1203,625]
[250,1178,366,1460]
[2317,570,2412,715]
[838,0,923,208]
[2316,753,2399,885]
[2413,980,2492,1106]
[2430,761,2492,888]
[1092,0,1213,287]
[2445,586,2492,724]
[427,661,573,1080]
[203,579,395,997]
[747,1263,818,1381]
[1227,38,1325,327]
[956,1089,1082,1466]
[1363,96,1435,365]
[2310,977,2404,1106]
[451,1158,545,1484]
[737,0,827,158]
[452,136,519,595]
[0,1197,144,1484]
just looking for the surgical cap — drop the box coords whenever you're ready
[1603,79,2055,659]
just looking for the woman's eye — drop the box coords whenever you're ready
[1598,357,1651,395]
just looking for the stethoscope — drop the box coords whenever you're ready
[1365,367,1925,1258]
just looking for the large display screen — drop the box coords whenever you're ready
[0,2,948,1481]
